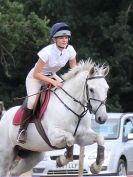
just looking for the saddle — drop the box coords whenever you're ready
[13,85,51,125]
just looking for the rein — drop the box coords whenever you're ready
[51,88,89,136]
[13,87,49,101]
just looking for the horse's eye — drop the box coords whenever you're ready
[90,88,94,93]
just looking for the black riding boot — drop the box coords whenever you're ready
[17,108,32,144]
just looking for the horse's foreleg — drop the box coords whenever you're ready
[56,145,74,167]
[49,129,75,148]
[76,129,104,175]
[56,144,74,167]
[90,145,104,174]
[49,129,75,167]
[96,145,104,164]
[10,152,44,176]
[88,130,105,174]
[65,145,73,160]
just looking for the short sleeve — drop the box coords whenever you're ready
[37,48,49,63]
[69,45,77,60]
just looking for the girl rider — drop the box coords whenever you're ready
[17,22,77,144]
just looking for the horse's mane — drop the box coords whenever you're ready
[62,59,108,81]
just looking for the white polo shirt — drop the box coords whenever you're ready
[37,43,76,75]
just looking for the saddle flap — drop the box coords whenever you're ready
[13,88,51,125]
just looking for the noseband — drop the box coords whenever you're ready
[85,76,107,114]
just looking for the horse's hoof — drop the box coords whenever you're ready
[90,162,102,174]
[56,155,70,167]
[56,157,64,167]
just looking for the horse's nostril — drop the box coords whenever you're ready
[98,117,102,122]
[97,117,106,124]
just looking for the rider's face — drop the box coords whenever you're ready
[53,36,69,48]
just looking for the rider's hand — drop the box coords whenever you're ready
[51,79,63,88]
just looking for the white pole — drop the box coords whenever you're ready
[78,146,85,177]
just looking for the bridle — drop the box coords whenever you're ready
[51,75,107,136]
[85,76,107,114]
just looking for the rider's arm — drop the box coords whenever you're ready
[69,58,77,68]
[33,59,62,87]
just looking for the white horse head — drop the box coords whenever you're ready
[0,59,109,176]
[62,59,109,124]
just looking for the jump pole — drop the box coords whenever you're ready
[78,146,85,177]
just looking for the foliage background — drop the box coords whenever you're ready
[0,0,133,112]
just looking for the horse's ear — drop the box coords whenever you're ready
[102,66,109,76]
[90,67,95,76]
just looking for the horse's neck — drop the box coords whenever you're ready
[60,77,85,113]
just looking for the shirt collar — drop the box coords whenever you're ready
[53,43,67,55]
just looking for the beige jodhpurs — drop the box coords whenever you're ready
[26,68,42,109]
[26,68,63,109]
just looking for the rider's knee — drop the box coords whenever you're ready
[27,97,36,109]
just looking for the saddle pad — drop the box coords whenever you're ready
[13,107,33,125]
[13,90,51,125]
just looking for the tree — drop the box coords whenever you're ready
[0,0,133,112]
[0,0,50,108]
